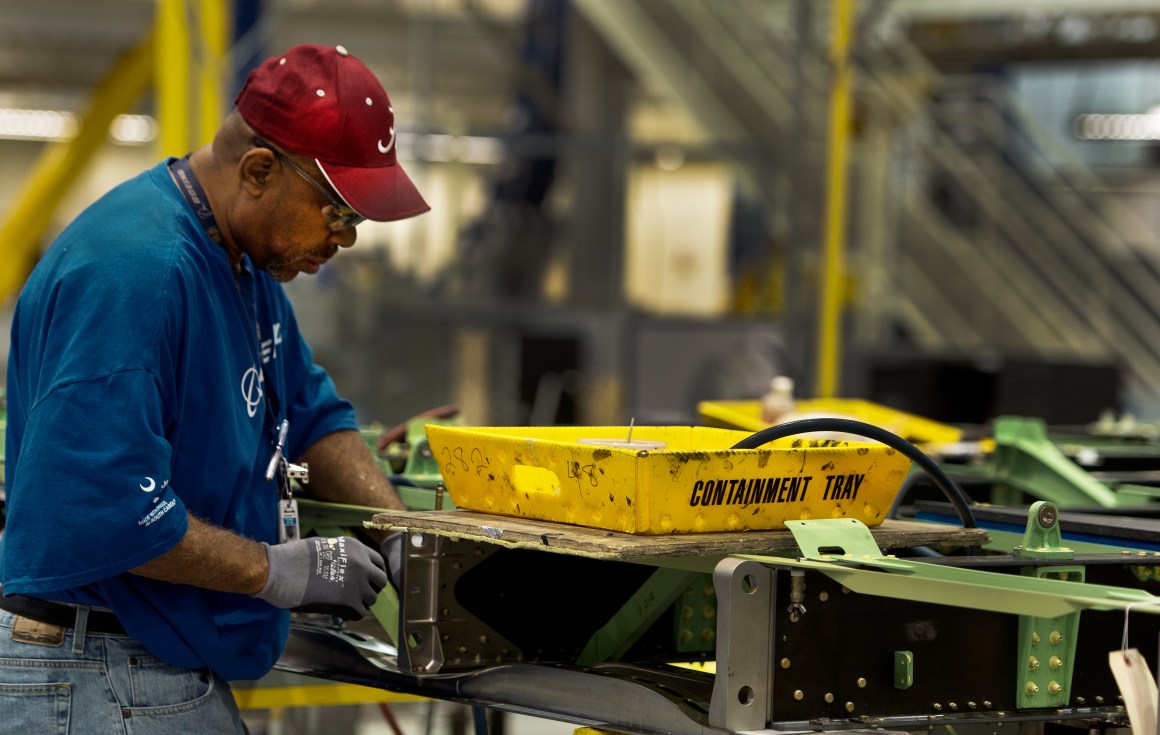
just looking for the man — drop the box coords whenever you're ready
[0,44,426,733]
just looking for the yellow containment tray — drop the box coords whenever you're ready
[424,425,913,535]
[698,398,963,447]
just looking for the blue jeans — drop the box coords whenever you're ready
[0,608,247,734]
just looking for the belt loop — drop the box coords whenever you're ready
[72,605,90,654]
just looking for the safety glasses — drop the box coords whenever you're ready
[253,137,366,231]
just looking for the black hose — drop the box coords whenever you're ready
[729,417,977,528]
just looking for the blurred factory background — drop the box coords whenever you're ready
[3,0,1160,432]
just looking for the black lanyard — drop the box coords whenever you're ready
[169,156,221,244]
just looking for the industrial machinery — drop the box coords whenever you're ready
[276,416,1160,735]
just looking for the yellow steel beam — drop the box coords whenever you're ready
[815,0,856,399]
[233,682,426,710]
[195,0,230,146]
[0,34,155,305]
[156,0,191,157]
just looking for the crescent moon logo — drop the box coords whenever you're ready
[140,477,157,493]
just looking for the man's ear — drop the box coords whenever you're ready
[239,147,275,197]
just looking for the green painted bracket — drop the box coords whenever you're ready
[894,651,914,689]
[576,568,701,665]
[674,574,718,654]
[1013,502,1082,708]
[403,417,460,487]
[759,518,1160,619]
[370,580,400,648]
[1014,501,1073,560]
[989,417,1120,508]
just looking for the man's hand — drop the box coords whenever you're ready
[253,536,387,620]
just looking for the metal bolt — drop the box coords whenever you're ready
[1048,682,1062,695]
[824,692,834,703]
[819,591,830,602]
[1026,682,1039,696]
[794,690,804,701]
[1049,655,1062,670]
[932,703,943,712]
[845,702,855,713]
[1050,631,1063,645]
[1076,697,1086,705]
[856,677,867,688]
[983,701,992,709]
[1095,696,1105,705]
[1031,631,1041,644]
[948,702,959,711]
[968,701,977,710]
[1029,656,1040,670]
[780,658,791,669]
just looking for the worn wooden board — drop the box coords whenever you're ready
[367,510,989,561]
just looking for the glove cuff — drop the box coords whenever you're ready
[253,541,310,609]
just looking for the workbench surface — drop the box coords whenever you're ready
[368,510,988,560]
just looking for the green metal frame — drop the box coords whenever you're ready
[1013,502,1082,708]
[946,417,1122,508]
[765,518,1160,619]
[576,568,701,665]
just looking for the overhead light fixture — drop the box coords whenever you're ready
[1074,110,1160,141]
[0,107,504,161]
[0,108,79,141]
[0,107,156,144]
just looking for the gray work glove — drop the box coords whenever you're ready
[254,537,387,620]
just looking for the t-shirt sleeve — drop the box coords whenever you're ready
[1,370,188,595]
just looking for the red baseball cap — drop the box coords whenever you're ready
[235,44,430,222]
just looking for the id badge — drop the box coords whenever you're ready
[279,497,300,543]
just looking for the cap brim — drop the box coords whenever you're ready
[320,160,430,223]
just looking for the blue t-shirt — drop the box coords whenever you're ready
[1,160,359,680]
